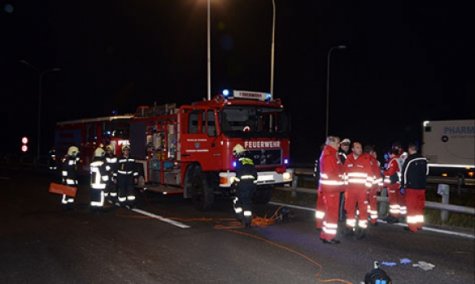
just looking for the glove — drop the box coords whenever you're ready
[400,187,405,195]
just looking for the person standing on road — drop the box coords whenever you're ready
[318,136,344,244]
[104,145,118,199]
[60,146,80,208]
[89,147,109,211]
[364,145,383,225]
[314,144,325,230]
[401,143,428,232]
[48,148,58,171]
[232,144,258,228]
[383,143,403,223]
[338,138,351,164]
[114,145,138,207]
[48,148,61,183]
[338,138,351,223]
[343,142,373,239]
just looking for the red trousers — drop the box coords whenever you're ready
[405,189,426,232]
[387,184,402,218]
[367,186,380,224]
[345,186,368,229]
[315,189,325,229]
[319,191,341,241]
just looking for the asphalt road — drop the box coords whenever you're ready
[1,168,474,284]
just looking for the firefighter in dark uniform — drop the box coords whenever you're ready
[114,145,138,207]
[90,147,109,211]
[60,146,80,208]
[48,148,61,183]
[48,148,58,171]
[232,144,258,228]
[104,145,118,199]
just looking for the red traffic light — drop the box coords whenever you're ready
[22,137,28,144]
[21,145,28,152]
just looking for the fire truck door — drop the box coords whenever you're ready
[179,108,221,170]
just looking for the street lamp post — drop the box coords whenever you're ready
[325,45,346,137]
[207,0,211,101]
[270,0,276,98]
[20,60,61,162]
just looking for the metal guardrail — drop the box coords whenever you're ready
[276,168,475,218]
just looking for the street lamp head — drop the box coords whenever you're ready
[337,45,347,49]
[51,68,61,72]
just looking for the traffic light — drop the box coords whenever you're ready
[21,136,28,152]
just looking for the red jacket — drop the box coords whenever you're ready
[318,145,344,192]
[384,154,401,186]
[366,153,383,188]
[343,153,373,189]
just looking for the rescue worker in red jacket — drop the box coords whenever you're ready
[343,142,373,239]
[337,138,351,223]
[314,144,325,230]
[364,145,383,225]
[318,136,344,244]
[383,144,403,223]
[401,143,428,232]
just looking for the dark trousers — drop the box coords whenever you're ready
[90,188,104,208]
[235,182,256,224]
[117,175,135,204]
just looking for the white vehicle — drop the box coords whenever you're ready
[422,119,475,177]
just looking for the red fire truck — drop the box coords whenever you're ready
[129,90,292,210]
[53,115,132,172]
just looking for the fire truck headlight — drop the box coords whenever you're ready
[223,89,230,97]
[283,172,292,181]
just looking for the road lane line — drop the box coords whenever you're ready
[107,200,190,229]
[269,201,475,239]
[131,208,190,229]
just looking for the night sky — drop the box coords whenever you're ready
[1,0,474,163]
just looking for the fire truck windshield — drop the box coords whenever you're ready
[220,106,289,138]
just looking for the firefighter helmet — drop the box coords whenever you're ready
[67,146,79,156]
[233,144,246,156]
[94,147,105,158]
[122,144,131,152]
[105,145,113,152]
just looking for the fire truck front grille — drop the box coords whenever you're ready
[248,149,282,166]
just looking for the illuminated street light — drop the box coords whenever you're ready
[19,60,61,162]
[325,45,346,137]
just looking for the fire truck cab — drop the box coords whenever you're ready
[130,90,292,210]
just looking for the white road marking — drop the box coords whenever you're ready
[131,208,190,229]
[107,200,190,229]
[269,201,475,239]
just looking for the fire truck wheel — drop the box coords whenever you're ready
[191,167,215,211]
[252,186,273,204]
